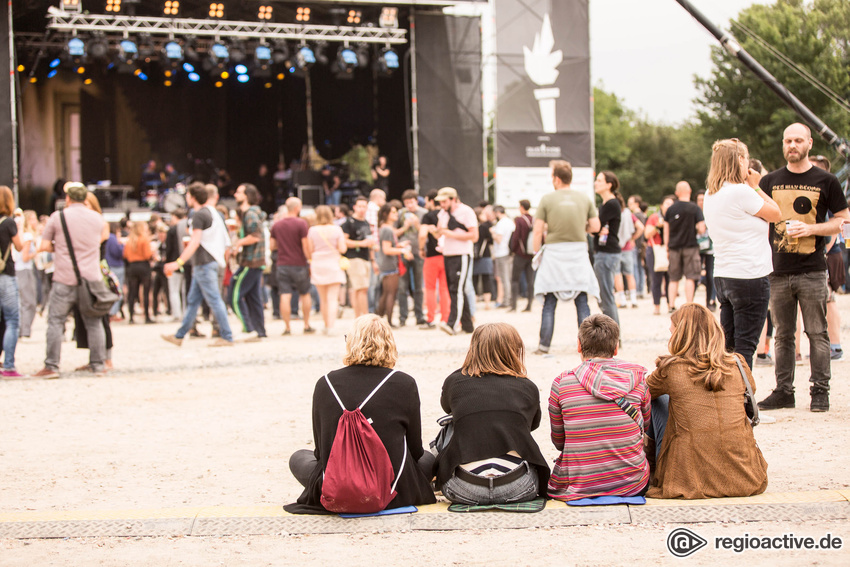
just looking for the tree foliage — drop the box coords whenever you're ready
[694,0,850,171]
[594,87,711,206]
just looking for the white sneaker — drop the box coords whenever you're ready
[438,322,456,336]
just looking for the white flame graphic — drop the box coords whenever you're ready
[523,14,562,133]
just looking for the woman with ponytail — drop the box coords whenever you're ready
[592,171,622,326]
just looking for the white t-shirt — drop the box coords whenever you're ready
[13,232,34,271]
[491,216,515,258]
[437,203,478,256]
[703,182,772,278]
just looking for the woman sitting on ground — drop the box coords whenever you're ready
[285,314,436,514]
[647,303,768,499]
[434,323,550,505]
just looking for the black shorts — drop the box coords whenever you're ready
[276,265,311,296]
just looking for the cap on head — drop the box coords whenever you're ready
[64,182,88,202]
[434,187,458,202]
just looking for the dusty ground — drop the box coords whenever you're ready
[2,291,849,564]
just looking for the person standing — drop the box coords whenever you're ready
[664,181,705,311]
[533,160,601,354]
[396,190,426,326]
[490,205,514,308]
[0,186,25,378]
[365,188,387,313]
[306,205,347,334]
[341,196,374,318]
[230,183,267,341]
[269,196,314,335]
[627,195,648,299]
[123,221,154,325]
[161,182,234,347]
[418,190,449,329]
[509,199,535,312]
[164,209,186,322]
[591,171,622,326]
[644,196,675,315]
[371,155,390,192]
[434,187,478,335]
[33,182,110,378]
[13,210,38,338]
[757,123,850,413]
[695,191,716,311]
[703,138,781,369]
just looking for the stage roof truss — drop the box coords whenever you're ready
[45,8,407,44]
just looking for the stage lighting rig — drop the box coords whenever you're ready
[347,10,362,25]
[296,7,311,22]
[66,37,85,64]
[163,0,179,17]
[105,0,121,14]
[119,39,138,63]
[377,47,399,76]
[258,5,273,21]
[87,36,110,62]
[229,41,247,64]
[137,35,155,62]
[163,41,183,68]
[208,3,224,19]
[295,44,315,70]
[61,0,82,13]
[209,42,229,67]
[380,7,399,29]
[335,45,358,76]
[271,41,289,66]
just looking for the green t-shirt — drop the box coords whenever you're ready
[535,189,597,244]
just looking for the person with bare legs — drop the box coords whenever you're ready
[270,197,314,335]
[664,181,705,312]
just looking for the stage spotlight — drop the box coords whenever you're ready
[16,64,24,73]
[346,10,361,25]
[209,42,229,66]
[255,45,271,64]
[276,72,285,81]
[295,45,315,70]
[264,82,271,88]
[229,41,246,64]
[220,71,229,79]
[88,37,110,62]
[163,0,179,16]
[134,68,148,81]
[47,69,58,79]
[271,41,290,65]
[258,5,272,20]
[296,7,310,22]
[106,0,121,13]
[214,81,223,88]
[183,62,195,73]
[119,39,138,63]
[336,45,358,75]
[164,41,183,64]
[208,2,223,18]
[237,74,249,83]
[49,57,61,69]
[84,78,93,85]
[377,47,399,76]
[137,36,155,62]
[235,64,248,75]
[379,7,398,28]
[164,80,172,86]
[188,72,200,82]
[61,0,82,12]
[356,44,369,68]
[67,37,85,60]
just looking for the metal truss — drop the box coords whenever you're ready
[45,8,408,44]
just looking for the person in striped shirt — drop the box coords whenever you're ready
[548,314,651,501]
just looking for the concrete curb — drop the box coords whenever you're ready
[1,490,848,539]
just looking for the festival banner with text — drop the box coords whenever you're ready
[494,0,592,207]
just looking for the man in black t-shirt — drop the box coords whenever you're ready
[758,123,849,413]
[663,181,705,311]
[341,196,374,318]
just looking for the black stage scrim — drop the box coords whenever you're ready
[415,14,484,205]
[494,0,592,207]
[0,5,14,189]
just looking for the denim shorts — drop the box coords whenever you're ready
[617,251,634,276]
[275,265,311,296]
[442,463,539,506]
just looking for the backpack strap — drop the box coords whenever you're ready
[613,396,644,435]
[735,357,760,426]
[322,368,399,412]
[390,435,407,494]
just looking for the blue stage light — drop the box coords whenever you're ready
[183,62,195,73]
[47,69,58,79]
[137,72,148,81]
[237,74,249,83]
[188,72,200,82]
[235,64,248,75]
[49,58,61,69]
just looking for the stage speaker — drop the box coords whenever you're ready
[298,185,323,206]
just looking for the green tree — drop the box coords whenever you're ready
[694,0,850,171]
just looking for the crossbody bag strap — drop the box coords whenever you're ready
[735,357,760,426]
[614,396,644,435]
[59,211,82,285]
[0,216,10,262]
[316,226,342,260]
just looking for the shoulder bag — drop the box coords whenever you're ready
[0,216,10,272]
[735,357,760,427]
[60,211,120,318]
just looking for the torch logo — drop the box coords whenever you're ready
[523,14,562,133]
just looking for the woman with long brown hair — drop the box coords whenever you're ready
[647,303,768,499]
[123,220,154,324]
[0,186,26,377]
[374,203,412,326]
[434,323,549,506]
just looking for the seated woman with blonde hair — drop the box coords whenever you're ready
[434,323,550,506]
[285,314,436,514]
[647,303,768,499]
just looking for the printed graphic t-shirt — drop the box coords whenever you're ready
[760,165,847,275]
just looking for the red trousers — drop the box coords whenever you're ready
[423,255,450,324]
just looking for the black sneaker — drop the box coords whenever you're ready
[810,390,829,412]
[758,390,795,410]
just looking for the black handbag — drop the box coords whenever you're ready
[59,211,119,318]
[429,414,454,456]
[735,358,760,427]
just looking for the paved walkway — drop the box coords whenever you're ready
[2,490,848,539]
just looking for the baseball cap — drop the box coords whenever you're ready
[434,187,458,202]
[64,182,88,202]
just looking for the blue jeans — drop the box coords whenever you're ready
[538,292,590,351]
[593,251,620,326]
[714,276,770,370]
[0,275,20,369]
[648,395,670,462]
[109,264,125,316]
[176,261,233,341]
[769,271,831,394]
[633,248,644,295]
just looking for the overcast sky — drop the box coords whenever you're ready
[589,0,769,124]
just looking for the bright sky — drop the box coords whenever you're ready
[590,0,769,124]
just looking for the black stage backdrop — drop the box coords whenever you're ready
[0,6,13,188]
[415,14,484,205]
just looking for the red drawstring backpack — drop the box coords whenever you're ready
[320,370,407,514]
